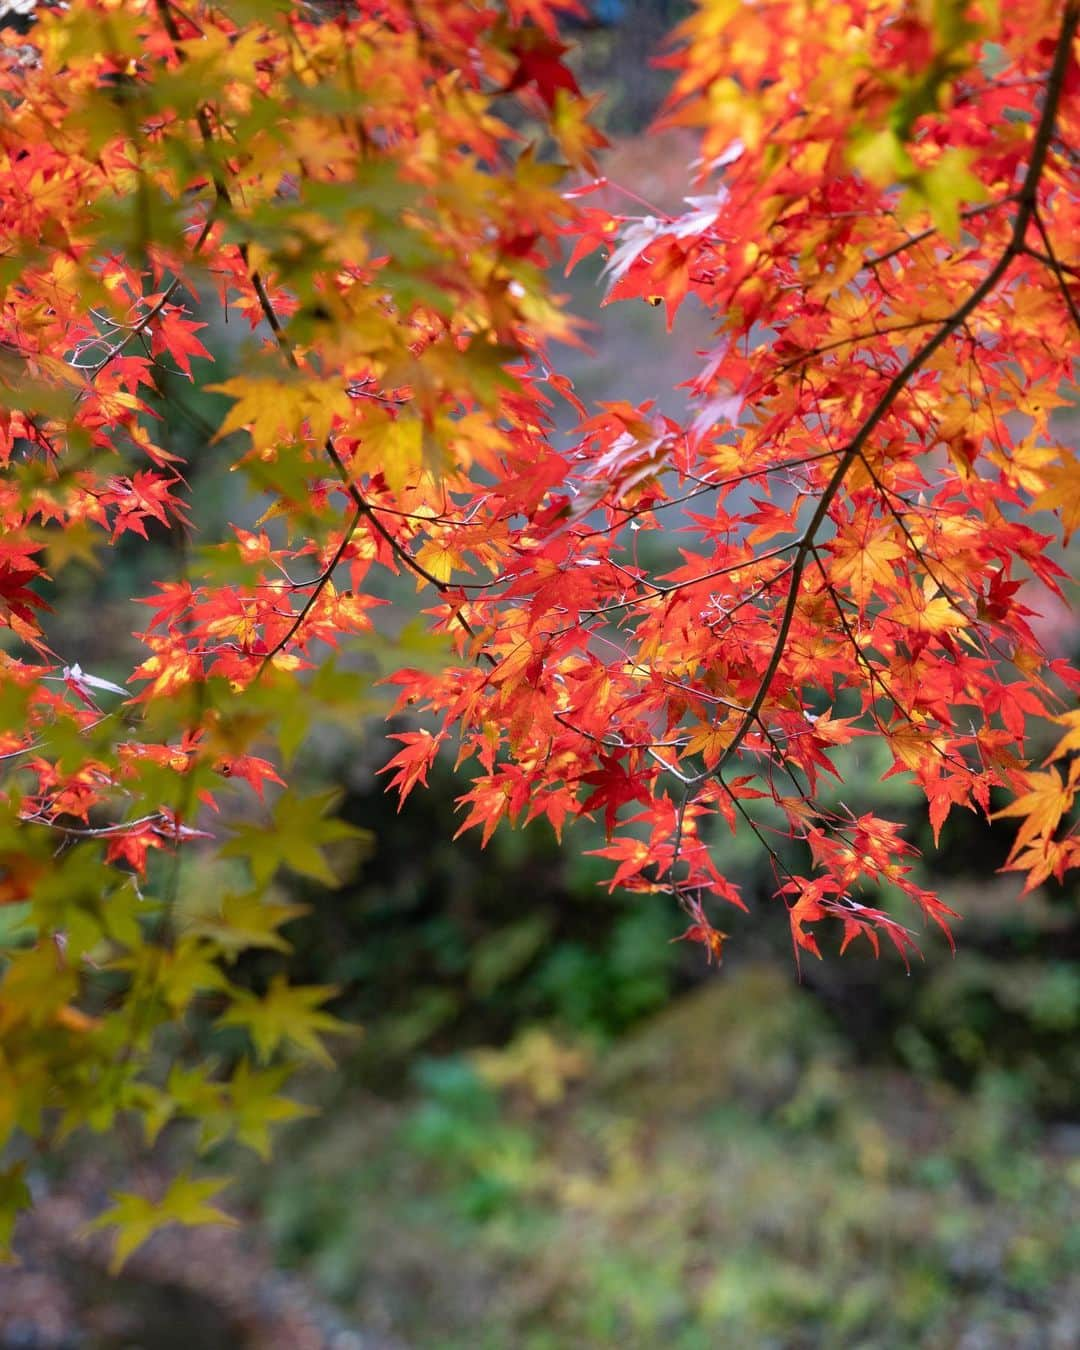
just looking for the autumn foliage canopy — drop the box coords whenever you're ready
[0,0,1077,1260]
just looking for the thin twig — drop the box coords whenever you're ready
[862,194,1017,269]
[255,507,363,678]
[1029,209,1080,334]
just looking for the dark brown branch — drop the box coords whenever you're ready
[770,317,952,379]
[706,0,1079,785]
[21,811,170,839]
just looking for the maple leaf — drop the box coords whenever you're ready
[378,729,448,807]
[210,377,351,459]
[220,789,371,889]
[684,718,733,768]
[1046,710,1080,764]
[216,754,286,800]
[455,776,515,849]
[902,149,988,240]
[85,1176,238,1275]
[888,579,967,639]
[993,767,1077,861]
[505,0,587,40]
[1031,454,1080,544]
[921,767,977,846]
[505,28,581,109]
[564,207,620,275]
[0,542,50,640]
[672,921,727,965]
[1002,837,1079,895]
[151,307,211,379]
[603,216,663,290]
[828,527,904,604]
[783,881,827,962]
[104,826,167,875]
[227,1060,316,1161]
[589,835,653,890]
[217,973,348,1068]
[551,89,609,173]
[580,753,654,833]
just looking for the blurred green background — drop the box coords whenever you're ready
[2,2,1078,1346]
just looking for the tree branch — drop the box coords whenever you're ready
[708,0,1079,783]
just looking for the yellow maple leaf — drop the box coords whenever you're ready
[1046,709,1080,764]
[414,535,470,587]
[685,718,734,768]
[211,377,351,460]
[350,413,425,495]
[889,578,966,636]
[829,528,904,604]
[1031,453,1080,544]
[993,767,1076,859]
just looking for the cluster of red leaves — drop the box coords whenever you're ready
[0,0,591,884]
[387,0,1080,964]
[0,0,1077,977]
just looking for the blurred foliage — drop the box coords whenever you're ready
[256,964,1079,1349]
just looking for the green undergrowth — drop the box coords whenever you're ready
[251,963,1079,1349]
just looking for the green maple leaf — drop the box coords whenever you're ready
[84,1175,238,1274]
[217,973,350,1067]
[184,890,308,961]
[219,788,371,888]
[228,1060,316,1160]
